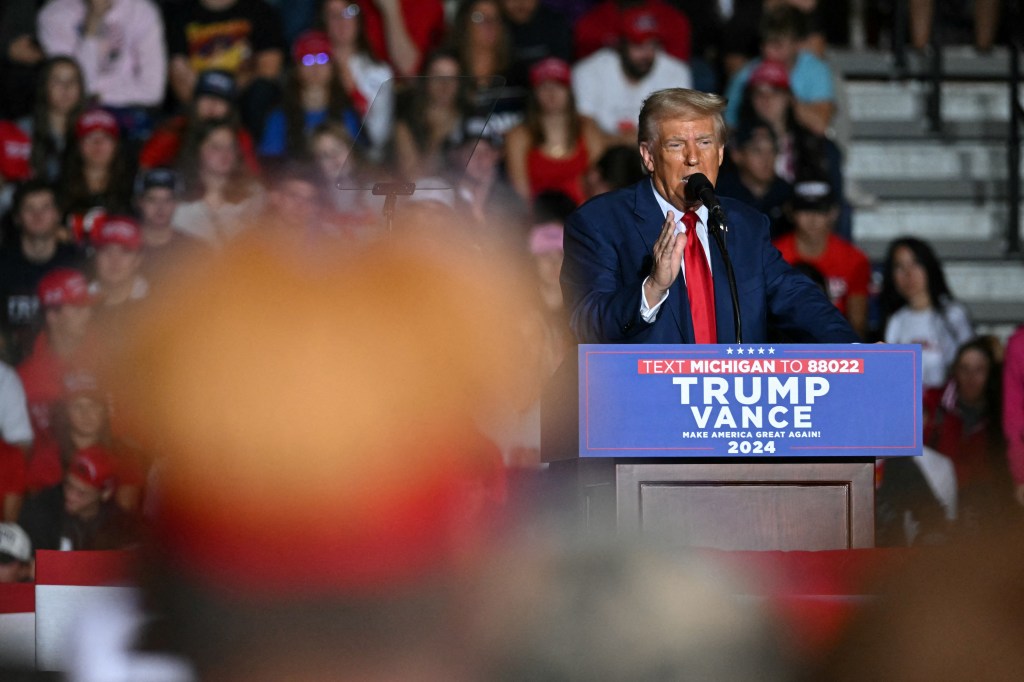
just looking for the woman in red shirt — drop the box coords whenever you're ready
[505,57,607,207]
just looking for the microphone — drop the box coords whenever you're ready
[683,173,726,228]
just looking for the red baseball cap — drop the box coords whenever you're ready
[529,57,571,87]
[293,30,333,66]
[91,215,143,251]
[69,446,117,491]
[76,108,120,140]
[37,268,93,308]
[621,8,660,44]
[0,121,31,182]
[748,60,791,91]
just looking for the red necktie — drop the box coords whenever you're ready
[682,211,717,344]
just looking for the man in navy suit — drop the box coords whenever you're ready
[560,88,858,345]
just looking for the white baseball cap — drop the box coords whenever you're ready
[0,523,31,563]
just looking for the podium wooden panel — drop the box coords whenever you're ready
[548,457,875,550]
[542,355,877,550]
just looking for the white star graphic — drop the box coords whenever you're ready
[726,347,734,355]
[757,347,765,355]
[736,347,745,355]
[768,347,776,355]
[747,347,755,355]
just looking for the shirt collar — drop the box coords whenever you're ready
[648,178,708,228]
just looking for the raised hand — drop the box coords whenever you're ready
[644,210,684,306]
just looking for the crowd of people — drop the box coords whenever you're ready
[0,0,1019,593]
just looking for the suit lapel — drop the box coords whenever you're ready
[633,181,688,342]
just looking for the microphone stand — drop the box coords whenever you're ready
[372,182,416,238]
[708,209,742,344]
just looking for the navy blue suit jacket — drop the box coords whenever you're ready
[560,179,859,344]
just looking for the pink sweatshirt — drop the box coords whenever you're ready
[1003,325,1024,484]
[38,0,167,107]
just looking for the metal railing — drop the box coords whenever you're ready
[1007,0,1022,256]
[890,0,1023,257]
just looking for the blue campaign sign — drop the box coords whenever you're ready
[579,344,922,458]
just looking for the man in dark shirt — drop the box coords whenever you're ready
[715,118,793,239]
[134,168,212,289]
[0,180,84,364]
[500,0,573,89]
[165,0,287,135]
[18,446,139,551]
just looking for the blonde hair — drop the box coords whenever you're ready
[638,89,727,146]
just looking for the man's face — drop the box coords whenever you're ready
[792,208,835,240]
[621,40,658,80]
[0,559,27,583]
[270,179,319,227]
[731,129,778,185]
[324,0,360,45]
[95,244,143,290]
[639,115,724,210]
[67,395,106,441]
[46,304,92,342]
[464,139,502,181]
[762,35,799,68]
[501,0,537,24]
[17,191,61,240]
[199,0,237,11]
[79,130,117,167]
[138,187,177,230]
[63,473,104,519]
[195,95,230,121]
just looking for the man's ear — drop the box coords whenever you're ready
[638,142,654,173]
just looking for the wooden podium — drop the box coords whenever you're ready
[542,345,922,551]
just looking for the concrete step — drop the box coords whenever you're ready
[947,262,1024,328]
[844,80,1015,126]
[849,119,1011,139]
[945,261,1024,302]
[852,202,1022,260]
[830,46,1013,81]
[852,178,1009,201]
[858,237,1010,262]
[845,140,1015,180]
